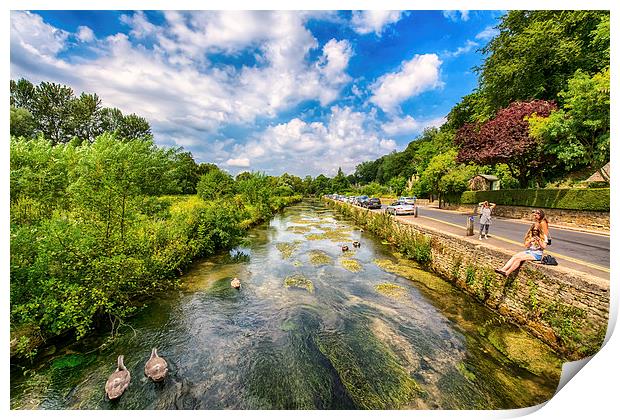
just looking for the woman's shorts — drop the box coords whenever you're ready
[524,250,543,261]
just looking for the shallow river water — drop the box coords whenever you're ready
[10,199,563,409]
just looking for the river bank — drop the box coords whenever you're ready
[324,198,608,360]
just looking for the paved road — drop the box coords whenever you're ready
[376,204,610,270]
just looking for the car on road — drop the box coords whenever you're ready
[363,198,382,209]
[385,201,416,215]
[399,196,416,205]
[355,195,369,206]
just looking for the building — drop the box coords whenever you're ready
[468,174,500,191]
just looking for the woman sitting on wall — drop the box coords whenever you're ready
[495,223,547,276]
[532,209,551,245]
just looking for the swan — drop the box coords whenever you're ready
[144,348,168,382]
[105,355,131,400]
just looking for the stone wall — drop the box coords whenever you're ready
[442,203,610,231]
[326,199,609,360]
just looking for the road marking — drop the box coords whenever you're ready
[414,215,610,273]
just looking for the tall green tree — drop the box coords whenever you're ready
[10,106,36,138]
[529,68,610,179]
[477,11,609,111]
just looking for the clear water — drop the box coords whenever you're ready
[10,200,562,409]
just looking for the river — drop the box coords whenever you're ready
[10,199,562,409]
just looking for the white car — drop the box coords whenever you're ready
[386,201,416,215]
[399,196,416,205]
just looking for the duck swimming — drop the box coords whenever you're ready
[231,277,241,289]
[352,241,360,248]
[105,355,131,400]
[144,348,168,382]
[341,245,349,252]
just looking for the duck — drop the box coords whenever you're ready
[231,277,241,289]
[352,241,361,248]
[144,348,168,382]
[105,355,131,400]
[341,245,349,252]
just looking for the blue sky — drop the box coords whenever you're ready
[10,10,503,176]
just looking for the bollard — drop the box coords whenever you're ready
[466,216,474,236]
[414,205,419,218]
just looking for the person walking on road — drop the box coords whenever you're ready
[495,222,547,276]
[478,201,496,240]
[532,209,551,245]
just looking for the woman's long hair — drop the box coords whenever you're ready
[534,209,548,223]
[525,222,542,242]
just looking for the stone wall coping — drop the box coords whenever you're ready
[396,217,610,292]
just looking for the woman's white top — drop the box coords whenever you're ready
[479,207,492,225]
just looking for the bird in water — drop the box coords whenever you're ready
[231,277,241,289]
[105,355,131,400]
[144,348,168,382]
[341,245,349,252]
[352,241,361,248]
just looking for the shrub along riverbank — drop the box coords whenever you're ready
[10,135,301,358]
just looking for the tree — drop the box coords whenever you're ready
[455,100,557,187]
[419,150,458,205]
[32,82,75,144]
[331,167,349,193]
[388,176,407,196]
[117,114,152,140]
[10,78,36,110]
[170,151,199,194]
[529,68,610,179]
[10,106,36,138]
[477,11,609,110]
[196,168,236,200]
[69,93,102,142]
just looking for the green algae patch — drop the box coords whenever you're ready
[284,274,315,293]
[341,250,356,258]
[314,326,422,409]
[287,225,312,234]
[309,250,332,266]
[340,258,362,272]
[51,354,95,370]
[375,283,408,300]
[276,241,302,259]
[457,362,477,382]
[305,229,352,242]
[373,258,454,294]
[485,328,562,379]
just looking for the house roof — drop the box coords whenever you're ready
[586,162,610,182]
[473,174,499,181]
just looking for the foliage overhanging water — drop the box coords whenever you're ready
[10,199,562,409]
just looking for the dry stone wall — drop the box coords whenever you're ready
[326,198,609,360]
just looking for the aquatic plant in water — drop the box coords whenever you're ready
[308,250,332,266]
[314,324,422,409]
[305,229,352,242]
[284,274,315,293]
[375,283,408,300]
[276,241,302,259]
[373,258,453,294]
[340,259,362,272]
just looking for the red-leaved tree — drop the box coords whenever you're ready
[455,100,557,187]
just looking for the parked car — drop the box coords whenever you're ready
[385,201,416,215]
[356,195,369,206]
[364,198,382,209]
[399,196,416,205]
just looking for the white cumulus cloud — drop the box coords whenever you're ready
[476,25,500,41]
[382,115,446,136]
[226,157,251,167]
[369,54,443,114]
[443,10,470,22]
[351,11,403,35]
[76,26,95,42]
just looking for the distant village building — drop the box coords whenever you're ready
[585,162,610,183]
[469,174,500,191]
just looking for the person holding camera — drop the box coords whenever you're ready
[495,223,547,276]
[478,201,496,240]
[532,209,551,245]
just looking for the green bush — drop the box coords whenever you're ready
[460,188,609,211]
